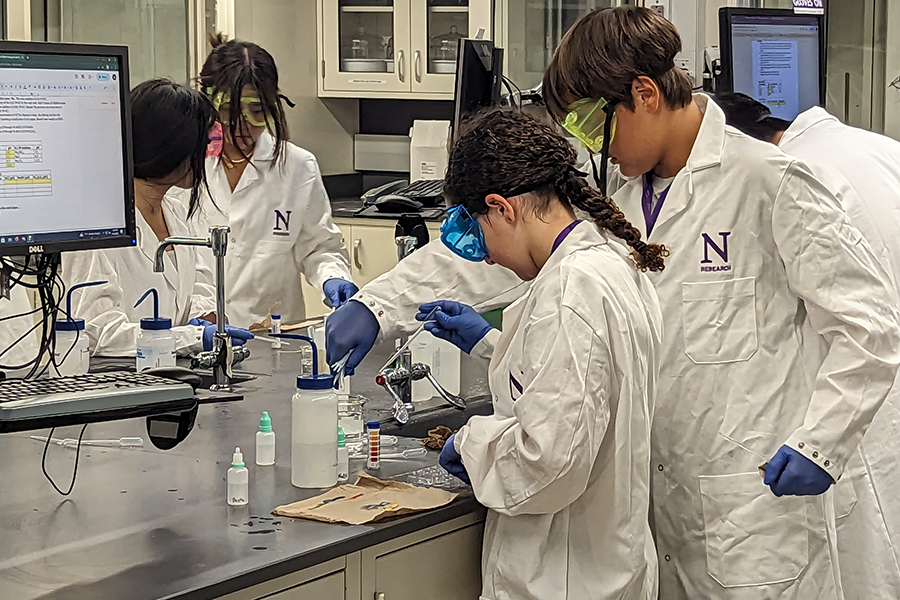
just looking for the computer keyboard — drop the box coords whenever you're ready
[0,372,195,429]
[394,179,444,204]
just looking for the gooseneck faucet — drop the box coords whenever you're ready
[154,226,235,391]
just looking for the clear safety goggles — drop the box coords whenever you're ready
[208,88,272,128]
[440,205,489,262]
[562,98,617,154]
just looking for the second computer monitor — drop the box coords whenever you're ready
[719,8,824,121]
[452,39,503,139]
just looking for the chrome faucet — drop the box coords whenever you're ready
[154,226,236,392]
[376,235,466,424]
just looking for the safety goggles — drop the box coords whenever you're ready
[562,98,617,154]
[440,205,489,262]
[208,88,272,128]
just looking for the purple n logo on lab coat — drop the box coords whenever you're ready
[701,232,731,264]
[273,210,292,236]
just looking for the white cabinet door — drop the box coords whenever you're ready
[321,0,412,94]
[410,0,492,94]
[350,223,400,286]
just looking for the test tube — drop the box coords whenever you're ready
[367,421,381,470]
[270,314,282,349]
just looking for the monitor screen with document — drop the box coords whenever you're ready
[0,41,135,257]
[719,8,824,121]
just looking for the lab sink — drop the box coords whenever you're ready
[379,395,493,438]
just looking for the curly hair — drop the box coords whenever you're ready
[444,109,667,272]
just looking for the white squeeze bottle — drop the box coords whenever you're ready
[256,411,275,466]
[133,288,176,372]
[227,447,249,506]
[53,280,106,377]
[284,334,338,488]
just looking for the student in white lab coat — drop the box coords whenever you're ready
[0,284,38,376]
[426,108,663,600]
[187,35,354,328]
[717,91,900,599]
[329,7,900,599]
[64,79,254,357]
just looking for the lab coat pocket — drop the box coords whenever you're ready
[700,472,809,588]
[682,277,758,364]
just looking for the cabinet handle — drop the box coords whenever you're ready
[398,50,405,83]
[353,239,363,270]
[375,594,385,600]
[415,50,422,83]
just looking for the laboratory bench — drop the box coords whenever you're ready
[0,341,493,600]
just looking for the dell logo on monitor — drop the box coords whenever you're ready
[28,245,44,254]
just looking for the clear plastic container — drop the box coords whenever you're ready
[134,288,175,372]
[53,329,90,376]
[292,375,338,488]
[338,395,366,448]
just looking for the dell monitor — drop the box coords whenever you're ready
[452,38,503,139]
[719,8,825,121]
[0,41,135,257]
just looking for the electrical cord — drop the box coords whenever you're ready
[503,76,523,110]
[41,424,89,496]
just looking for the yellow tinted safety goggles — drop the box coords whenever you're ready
[562,98,616,154]
[209,89,271,128]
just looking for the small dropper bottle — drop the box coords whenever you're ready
[227,447,249,506]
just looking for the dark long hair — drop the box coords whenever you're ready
[130,78,216,218]
[444,109,667,272]
[200,33,290,167]
[714,92,792,142]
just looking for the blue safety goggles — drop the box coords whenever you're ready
[440,205,489,262]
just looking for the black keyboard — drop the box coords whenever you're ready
[0,372,195,426]
[394,179,444,204]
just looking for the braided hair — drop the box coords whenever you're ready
[444,109,668,272]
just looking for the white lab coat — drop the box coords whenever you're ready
[63,195,215,357]
[614,95,900,599]
[457,222,661,600]
[187,133,351,327]
[778,107,900,598]
[351,164,625,341]
[0,283,38,374]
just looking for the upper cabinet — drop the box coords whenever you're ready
[318,0,492,99]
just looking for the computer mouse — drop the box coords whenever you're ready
[143,366,202,391]
[375,194,423,213]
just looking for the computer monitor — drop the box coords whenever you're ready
[0,41,135,258]
[719,8,825,121]
[452,39,503,139]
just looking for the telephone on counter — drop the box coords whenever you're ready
[361,179,408,206]
[358,179,446,219]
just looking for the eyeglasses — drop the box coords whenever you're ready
[562,98,617,154]
[208,88,271,128]
[440,205,489,262]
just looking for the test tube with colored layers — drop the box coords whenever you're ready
[367,421,381,470]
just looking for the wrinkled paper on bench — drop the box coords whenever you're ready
[273,473,458,525]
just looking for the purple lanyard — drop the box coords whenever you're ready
[552,220,581,254]
[642,172,671,237]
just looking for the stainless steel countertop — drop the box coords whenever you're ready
[0,340,489,600]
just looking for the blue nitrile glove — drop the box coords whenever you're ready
[323,278,359,309]
[188,318,255,351]
[439,433,471,485]
[325,300,379,377]
[416,300,493,354]
[763,445,835,497]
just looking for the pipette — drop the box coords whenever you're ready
[380,447,428,460]
[253,335,290,346]
[379,307,439,371]
[31,435,144,449]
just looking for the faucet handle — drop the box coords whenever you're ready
[417,363,467,410]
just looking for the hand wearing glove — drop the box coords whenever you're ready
[188,318,255,351]
[416,300,493,354]
[439,433,471,485]
[763,445,834,497]
[325,300,379,377]
[323,278,359,309]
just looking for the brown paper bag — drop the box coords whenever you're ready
[273,473,458,525]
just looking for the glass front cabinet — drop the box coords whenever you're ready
[318,0,492,98]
